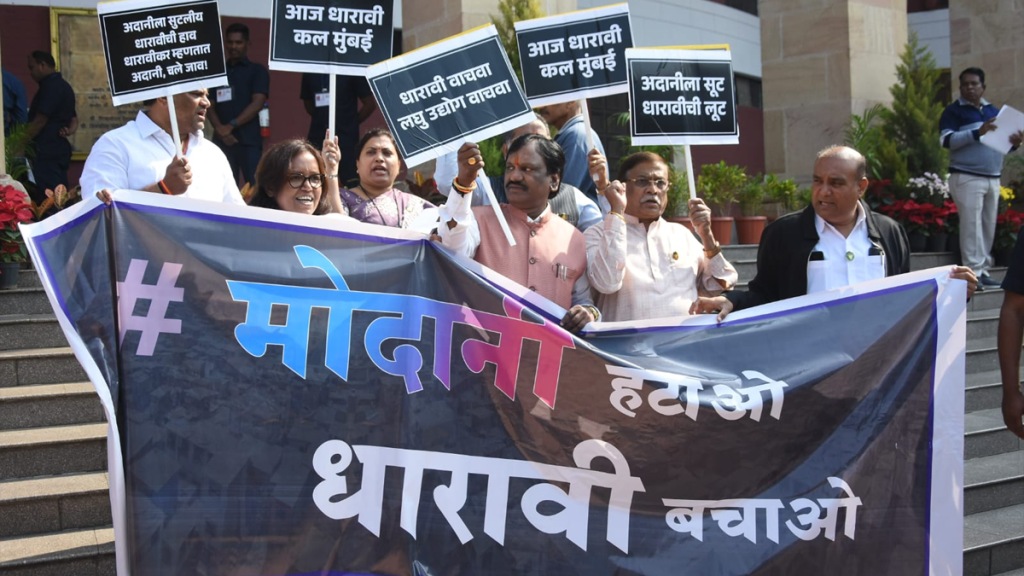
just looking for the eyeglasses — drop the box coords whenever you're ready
[628,177,670,191]
[287,173,326,189]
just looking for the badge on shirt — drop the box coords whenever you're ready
[216,87,233,102]
[315,92,330,108]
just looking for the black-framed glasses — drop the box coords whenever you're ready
[287,173,326,189]
[627,177,670,191]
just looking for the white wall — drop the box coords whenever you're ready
[577,0,761,78]
[908,8,950,70]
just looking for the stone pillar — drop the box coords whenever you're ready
[949,1,1024,106]
[760,0,907,181]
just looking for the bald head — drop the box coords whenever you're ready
[816,146,867,180]
[811,145,869,235]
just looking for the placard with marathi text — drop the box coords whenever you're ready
[627,47,739,145]
[269,0,395,75]
[97,0,226,106]
[365,25,534,168]
[514,4,632,107]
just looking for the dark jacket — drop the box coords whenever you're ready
[725,202,911,311]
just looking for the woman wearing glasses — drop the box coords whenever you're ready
[335,127,435,229]
[249,135,343,217]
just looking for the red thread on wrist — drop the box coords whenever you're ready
[158,180,173,195]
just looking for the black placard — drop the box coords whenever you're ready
[627,50,738,145]
[98,0,226,106]
[367,27,533,167]
[515,6,632,106]
[269,0,395,74]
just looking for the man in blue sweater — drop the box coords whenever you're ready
[940,67,1024,288]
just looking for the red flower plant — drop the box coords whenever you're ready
[996,208,1024,251]
[876,198,957,236]
[0,185,35,264]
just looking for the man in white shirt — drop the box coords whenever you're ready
[80,89,244,205]
[691,146,977,321]
[586,150,737,322]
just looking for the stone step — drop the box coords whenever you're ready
[14,267,43,289]
[992,569,1024,576]
[910,251,959,271]
[968,337,1003,376]
[720,244,757,262]
[969,309,1001,340]
[0,423,107,481]
[0,347,88,388]
[0,472,110,539]
[965,451,1024,515]
[970,288,1005,313]
[966,408,1024,460]
[0,315,66,352]
[0,267,42,291]
[964,503,1024,576]
[0,383,106,431]
[967,370,1020,414]
[0,526,115,576]
[0,287,53,316]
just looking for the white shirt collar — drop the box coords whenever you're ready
[813,203,866,238]
[526,203,552,224]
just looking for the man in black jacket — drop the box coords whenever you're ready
[691,146,977,320]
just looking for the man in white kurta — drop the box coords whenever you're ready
[585,151,736,322]
[80,89,243,205]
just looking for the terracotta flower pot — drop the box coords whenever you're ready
[710,216,734,246]
[735,216,767,245]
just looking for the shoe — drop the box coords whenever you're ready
[979,273,1000,288]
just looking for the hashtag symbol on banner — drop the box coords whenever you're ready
[117,259,185,356]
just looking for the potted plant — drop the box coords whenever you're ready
[994,206,1024,266]
[696,161,747,245]
[663,166,691,226]
[735,175,767,245]
[876,198,929,251]
[31,184,81,219]
[0,184,35,289]
[761,173,799,221]
[906,173,951,251]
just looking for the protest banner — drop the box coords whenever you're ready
[514,3,633,107]
[97,0,227,106]
[268,0,395,75]
[365,25,534,169]
[22,192,965,575]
